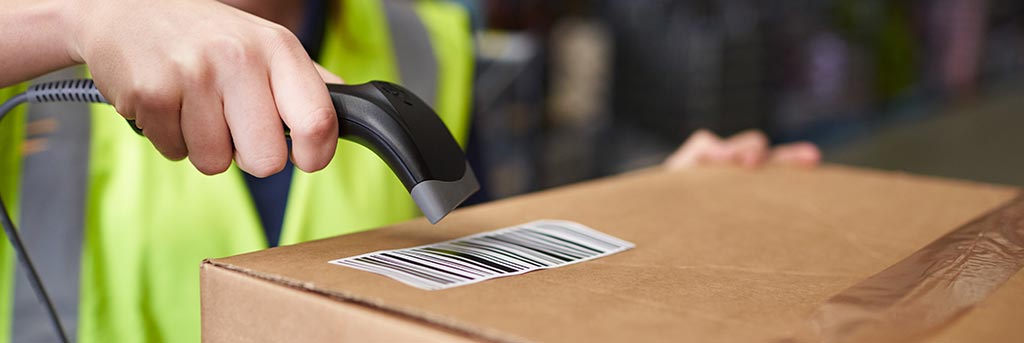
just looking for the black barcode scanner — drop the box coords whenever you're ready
[2,79,478,224]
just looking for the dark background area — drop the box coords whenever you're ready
[463,0,1024,201]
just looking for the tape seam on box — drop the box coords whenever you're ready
[785,193,1024,342]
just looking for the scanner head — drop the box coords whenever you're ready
[327,81,479,223]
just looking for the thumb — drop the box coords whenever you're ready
[314,63,344,84]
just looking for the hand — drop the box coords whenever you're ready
[663,129,821,170]
[69,0,343,176]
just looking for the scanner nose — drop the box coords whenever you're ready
[327,81,478,223]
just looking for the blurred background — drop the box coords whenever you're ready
[461,0,1024,202]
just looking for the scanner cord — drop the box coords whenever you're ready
[0,93,27,123]
[0,79,107,343]
[1,79,107,121]
[0,195,67,343]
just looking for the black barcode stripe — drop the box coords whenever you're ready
[535,223,619,249]
[366,255,460,284]
[481,231,592,265]
[525,229,604,254]
[396,251,492,277]
[460,238,558,267]
[517,229,601,257]
[482,236,576,263]
[433,243,528,271]
[403,250,499,276]
[450,241,548,268]
[406,248,499,275]
[468,237,573,268]
[534,224,617,250]
[503,231,591,259]
[368,255,463,285]
[354,256,453,285]
[474,237,563,265]
[380,253,475,281]
[330,220,635,290]
[535,224,621,250]
[420,247,519,273]
[414,248,508,274]
[339,260,445,288]
[495,233,585,261]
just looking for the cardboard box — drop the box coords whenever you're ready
[201,166,1024,342]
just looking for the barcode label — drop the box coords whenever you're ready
[329,220,635,290]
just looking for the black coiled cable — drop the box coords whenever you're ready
[0,79,108,122]
[27,79,107,103]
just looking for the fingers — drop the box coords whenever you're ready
[221,60,288,177]
[722,130,769,169]
[181,64,232,175]
[664,129,727,170]
[76,1,346,176]
[664,129,767,170]
[664,129,821,170]
[267,31,338,172]
[125,77,188,161]
[769,142,821,168]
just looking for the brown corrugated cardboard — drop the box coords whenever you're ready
[201,165,1024,342]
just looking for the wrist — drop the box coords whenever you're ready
[0,0,82,85]
[59,0,94,63]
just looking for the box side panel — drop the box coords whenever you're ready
[200,262,481,343]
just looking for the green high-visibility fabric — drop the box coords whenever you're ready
[0,84,27,342]
[0,0,473,342]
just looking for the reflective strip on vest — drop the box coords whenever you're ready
[384,0,439,106]
[12,67,90,343]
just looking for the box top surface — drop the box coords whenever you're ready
[208,166,1022,342]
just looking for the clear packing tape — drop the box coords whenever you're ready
[784,194,1024,343]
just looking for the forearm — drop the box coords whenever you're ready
[0,0,79,87]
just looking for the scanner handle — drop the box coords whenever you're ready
[325,81,468,190]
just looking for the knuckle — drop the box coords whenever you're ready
[213,36,257,66]
[191,155,232,175]
[181,61,214,86]
[165,150,188,161]
[264,24,298,46]
[241,153,286,178]
[735,129,768,145]
[153,140,188,161]
[750,131,769,145]
[126,85,179,114]
[263,24,304,58]
[688,129,718,144]
[113,103,137,120]
[301,160,329,173]
[293,107,337,139]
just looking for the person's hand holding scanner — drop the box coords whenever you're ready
[1,0,344,176]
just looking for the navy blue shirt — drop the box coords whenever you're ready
[244,0,327,247]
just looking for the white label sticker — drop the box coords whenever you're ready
[329,220,635,290]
